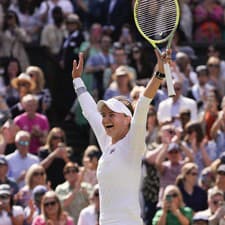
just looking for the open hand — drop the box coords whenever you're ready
[72,52,84,79]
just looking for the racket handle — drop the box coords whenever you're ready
[164,63,175,97]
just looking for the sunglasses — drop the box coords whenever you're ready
[64,167,79,175]
[0,194,10,200]
[212,200,224,206]
[44,200,57,207]
[174,87,181,91]
[217,171,225,176]
[18,140,29,146]
[166,193,178,200]
[167,129,175,135]
[168,150,179,154]
[18,82,30,87]
[208,64,220,68]
[188,172,198,176]
[33,171,45,177]
[52,136,64,141]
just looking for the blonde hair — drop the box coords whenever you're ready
[26,66,45,92]
[176,162,198,186]
[41,191,64,221]
[24,164,46,189]
[163,185,185,208]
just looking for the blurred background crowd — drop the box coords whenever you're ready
[0,0,225,224]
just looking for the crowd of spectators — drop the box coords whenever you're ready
[0,0,225,225]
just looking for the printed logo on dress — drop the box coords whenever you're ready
[109,148,115,154]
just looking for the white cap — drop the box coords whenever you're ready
[97,98,132,117]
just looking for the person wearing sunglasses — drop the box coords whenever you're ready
[195,187,225,225]
[154,129,193,207]
[152,185,193,225]
[55,162,89,224]
[77,184,100,225]
[0,184,24,225]
[39,127,71,190]
[175,162,208,212]
[32,190,74,225]
[6,130,39,188]
[15,164,47,208]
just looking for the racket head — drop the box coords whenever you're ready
[133,0,180,47]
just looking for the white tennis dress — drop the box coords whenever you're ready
[74,78,151,225]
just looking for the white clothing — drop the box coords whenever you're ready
[74,78,150,225]
[77,205,98,225]
[39,0,74,24]
[157,95,198,125]
[6,150,39,188]
[0,205,24,225]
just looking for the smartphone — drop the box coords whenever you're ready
[166,195,172,202]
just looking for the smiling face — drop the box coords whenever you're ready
[100,105,131,144]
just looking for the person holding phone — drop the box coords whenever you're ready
[72,49,170,225]
[152,185,192,225]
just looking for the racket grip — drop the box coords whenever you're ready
[164,63,175,97]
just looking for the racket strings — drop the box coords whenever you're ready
[135,0,178,40]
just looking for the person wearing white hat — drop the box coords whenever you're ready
[72,49,170,225]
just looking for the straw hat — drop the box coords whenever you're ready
[112,65,135,81]
[11,73,36,90]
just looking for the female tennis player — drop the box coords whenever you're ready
[72,49,171,225]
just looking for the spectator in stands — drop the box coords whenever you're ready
[3,58,21,107]
[103,42,135,89]
[14,94,49,155]
[196,187,225,225]
[187,65,214,113]
[55,162,89,224]
[118,23,135,53]
[157,80,198,127]
[60,13,85,74]
[26,66,52,114]
[16,164,47,208]
[32,190,75,225]
[214,164,225,193]
[145,105,160,150]
[207,56,225,98]
[199,166,215,192]
[84,34,114,100]
[129,42,154,81]
[80,145,101,188]
[24,185,48,225]
[0,155,18,195]
[175,51,198,94]
[207,44,225,83]
[184,121,216,173]
[156,139,193,207]
[152,184,193,225]
[39,0,74,25]
[175,162,208,212]
[0,184,24,225]
[192,212,209,225]
[103,65,135,100]
[6,130,39,188]
[39,127,70,190]
[200,92,219,140]
[0,119,19,155]
[100,0,132,41]
[193,0,224,42]
[77,184,100,225]
[10,73,36,118]
[40,5,66,90]
[0,10,31,70]
[210,96,225,153]
[9,0,43,44]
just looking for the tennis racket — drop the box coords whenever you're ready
[133,0,180,97]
